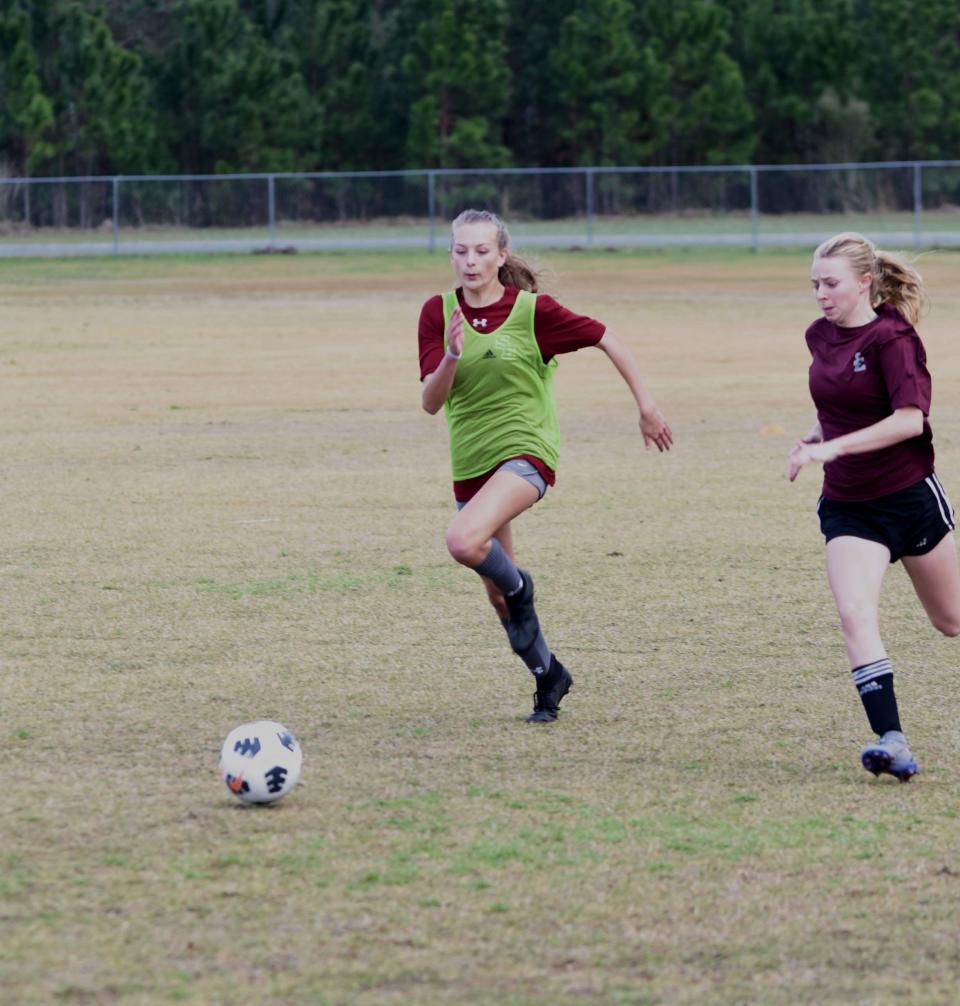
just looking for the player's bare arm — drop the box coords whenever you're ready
[596,329,673,452]
[788,407,923,481]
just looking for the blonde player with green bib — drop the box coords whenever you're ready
[418,209,672,722]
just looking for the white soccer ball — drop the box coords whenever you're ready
[218,720,303,804]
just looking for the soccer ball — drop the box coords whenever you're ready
[218,720,303,804]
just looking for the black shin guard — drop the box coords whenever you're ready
[500,617,553,676]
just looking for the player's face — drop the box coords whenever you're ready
[810,254,873,327]
[451,222,507,300]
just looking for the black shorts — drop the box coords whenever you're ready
[818,475,956,563]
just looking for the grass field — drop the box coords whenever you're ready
[3,247,960,1005]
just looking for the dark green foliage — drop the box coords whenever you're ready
[1,0,157,176]
[640,0,755,166]
[0,5,55,174]
[396,0,511,168]
[154,0,314,173]
[0,0,957,176]
[725,0,861,165]
[281,0,398,170]
[857,0,960,161]
[545,0,649,167]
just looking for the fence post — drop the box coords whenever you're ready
[912,163,922,247]
[112,176,120,255]
[267,175,276,247]
[750,167,759,252]
[585,169,594,246]
[24,181,30,228]
[427,171,436,252]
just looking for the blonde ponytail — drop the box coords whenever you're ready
[498,253,539,292]
[874,251,925,327]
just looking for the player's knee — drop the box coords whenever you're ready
[836,601,878,640]
[445,524,481,566]
[934,613,960,638]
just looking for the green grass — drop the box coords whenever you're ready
[2,250,960,1004]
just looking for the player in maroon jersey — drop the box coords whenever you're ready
[788,232,960,781]
[419,209,671,722]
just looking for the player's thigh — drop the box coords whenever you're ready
[825,535,890,615]
[450,470,540,550]
[901,532,960,632]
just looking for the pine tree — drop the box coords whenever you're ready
[0,4,54,176]
[1,0,156,177]
[395,0,511,168]
[545,0,647,167]
[640,0,755,166]
[155,0,314,174]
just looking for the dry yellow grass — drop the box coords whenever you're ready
[2,248,960,1005]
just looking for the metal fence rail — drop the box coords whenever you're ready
[1,161,959,257]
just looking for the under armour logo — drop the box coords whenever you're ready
[852,352,866,372]
[472,318,488,329]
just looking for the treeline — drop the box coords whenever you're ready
[1,0,959,179]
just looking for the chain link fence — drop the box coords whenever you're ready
[1,161,959,256]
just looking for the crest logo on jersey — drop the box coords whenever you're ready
[494,333,519,360]
[852,351,866,372]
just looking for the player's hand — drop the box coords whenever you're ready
[446,307,464,358]
[787,439,837,481]
[787,441,811,481]
[640,407,673,452]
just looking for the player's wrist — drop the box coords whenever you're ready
[445,346,462,361]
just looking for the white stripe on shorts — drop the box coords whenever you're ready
[930,473,956,528]
[925,475,955,531]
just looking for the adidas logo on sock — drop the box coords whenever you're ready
[858,680,883,695]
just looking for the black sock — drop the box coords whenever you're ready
[852,658,902,736]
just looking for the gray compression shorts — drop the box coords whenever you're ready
[456,457,548,510]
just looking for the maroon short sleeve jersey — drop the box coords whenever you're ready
[806,302,934,501]
[418,286,606,501]
[418,286,605,380]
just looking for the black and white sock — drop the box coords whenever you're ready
[852,657,902,736]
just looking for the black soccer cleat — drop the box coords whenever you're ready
[504,568,540,655]
[525,658,573,723]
